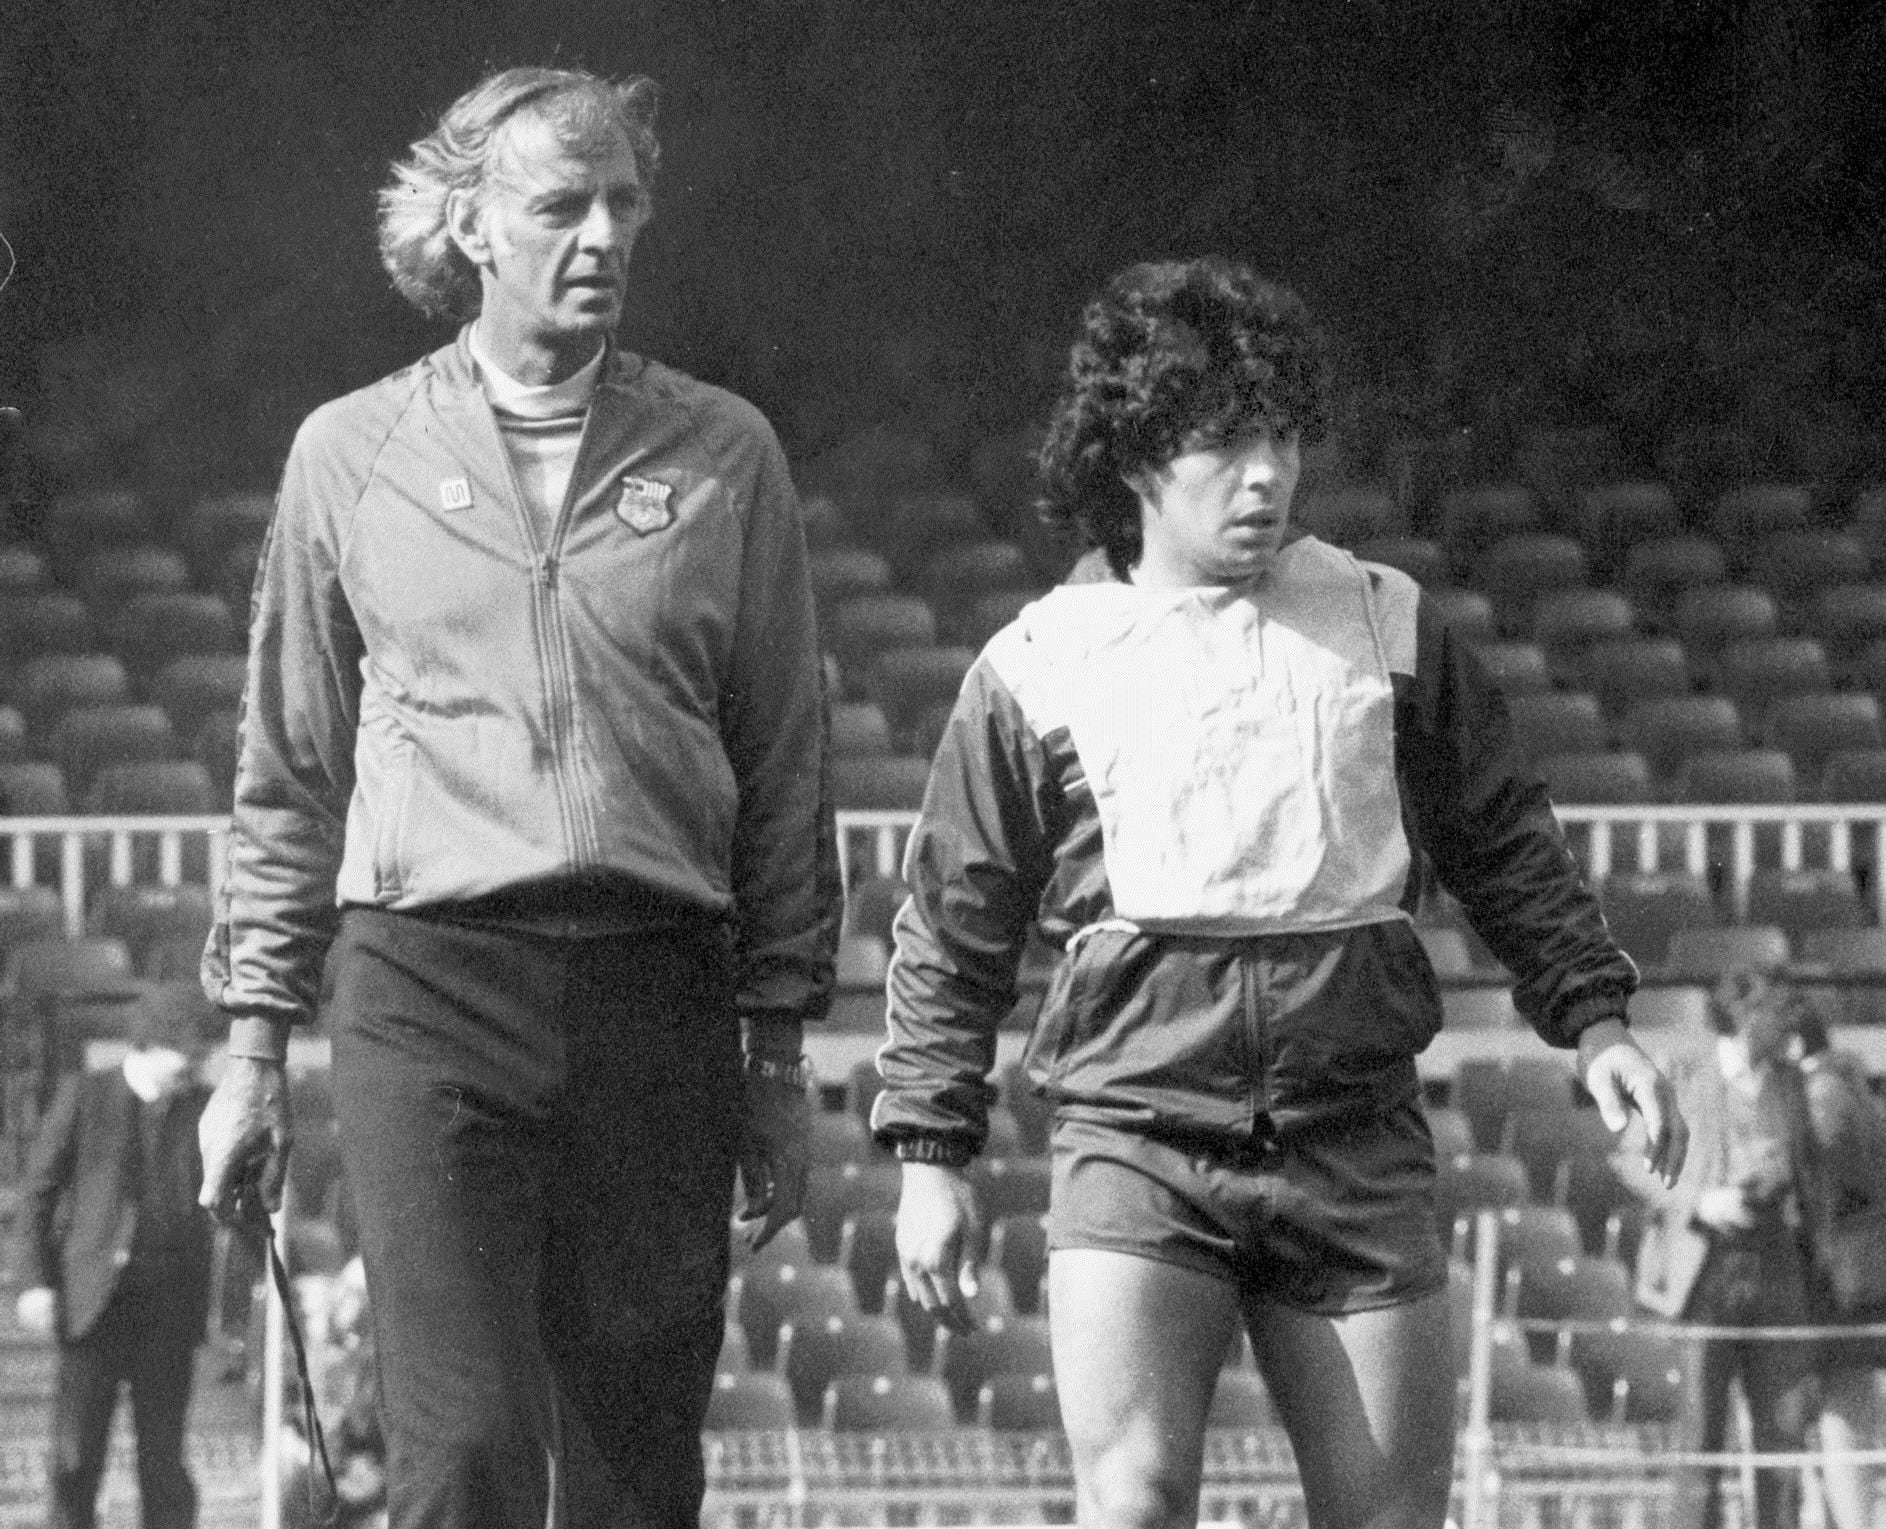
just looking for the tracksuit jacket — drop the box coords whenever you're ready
[872,535,1637,1157]
[202,329,841,1038]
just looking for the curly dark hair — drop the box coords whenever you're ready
[1037,257,1330,576]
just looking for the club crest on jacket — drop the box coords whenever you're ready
[615,475,675,535]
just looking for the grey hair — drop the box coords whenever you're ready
[377,67,660,322]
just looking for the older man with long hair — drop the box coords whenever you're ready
[196,66,840,1529]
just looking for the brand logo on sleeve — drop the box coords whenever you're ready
[614,474,675,535]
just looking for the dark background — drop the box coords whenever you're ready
[2,0,1883,516]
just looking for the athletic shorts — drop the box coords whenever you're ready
[1045,1103,1449,1315]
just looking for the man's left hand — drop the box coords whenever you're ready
[736,1065,811,1251]
[1579,1018,1689,1188]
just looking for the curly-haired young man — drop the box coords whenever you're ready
[195,67,840,1529]
[875,256,1686,1529]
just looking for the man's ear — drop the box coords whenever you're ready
[445,188,490,268]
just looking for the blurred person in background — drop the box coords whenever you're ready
[192,66,840,1529]
[15,986,223,1529]
[1791,1003,1886,1529]
[875,255,1685,1529]
[1628,967,1824,1529]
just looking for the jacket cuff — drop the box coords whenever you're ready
[889,1134,976,1169]
[1557,990,1631,1050]
[223,1014,293,1064]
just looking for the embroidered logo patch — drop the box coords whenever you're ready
[614,474,675,535]
[439,477,473,511]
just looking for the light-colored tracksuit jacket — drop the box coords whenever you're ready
[203,329,841,1038]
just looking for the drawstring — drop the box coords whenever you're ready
[242,1209,340,1527]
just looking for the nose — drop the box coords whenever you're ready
[577,195,631,255]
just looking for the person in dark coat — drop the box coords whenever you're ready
[15,985,223,1529]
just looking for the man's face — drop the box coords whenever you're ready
[1131,423,1301,587]
[461,114,650,364]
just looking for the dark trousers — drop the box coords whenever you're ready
[49,1266,201,1529]
[1688,1230,1818,1529]
[329,909,744,1529]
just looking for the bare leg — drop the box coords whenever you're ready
[1048,1248,1243,1529]
[1245,1287,1458,1529]
[1818,1368,1879,1529]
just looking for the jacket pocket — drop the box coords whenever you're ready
[369,732,419,897]
[1023,926,1160,1089]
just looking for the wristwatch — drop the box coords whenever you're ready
[743,1052,812,1090]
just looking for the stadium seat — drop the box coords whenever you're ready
[874,492,988,581]
[1416,925,1480,978]
[1489,1346,1592,1425]
[810,546,895,610]
[1207,1369,1276,1429]
[847,1058,885,1130]
[1711,638,1832,723]
[1503,693,1608,765]
[948,587,1036,649]
[1821,747,1886,802]
[1661,924,1790,981]
[40,489,155,583]
[1742,869,1868,942]
[823,1372,957,1432]
[1440,485,1541,578]
[1620,535,1728,618]
[215,540,265,624]
[1672,585,1779,655]
[916,539,1036,609]
[50,704,178,798]
[1537,750,1653,807]
[824,594,939,687]
[733,1262,861,1370]
[149,655,250,738]
[0,592,95,663]
[802,1159,902,1261]
[1461,1204,1582,1298]
[1475,534,1589,633]
[175,490,275,586]
[76,545,191,622]
[830,700,895,759]
[937,1315,1053,1421]
[0,706,25,762]
[0,761,68,817]
[808,1108,879,1168]
[1507,1108,1620,1203]
[1351,536,1447,587]
[3,936,137,998]
[80,759,217,816]
[1530,590,1635,687]
[1574,482,1683,581]
[0,544,50,592]
[1451,1059,1516,1151]
[1434,1151,1529,1248]
[1571,1325,1688,1425]
[1619,696,1745,784]
[1708,483,1813,556]
[1749,530,1870,612]
[837,1211,899,1315]
[891,1268,1019,1372]
[1596,871,1721,971]
[106,592,239,678]
[192,709,242,805]
[727,1220,816,1283]
[979,1373,1060,1431]
[1514,1252,1633,1365]
[1581,638,1694,717]
[1675,746,1796,805]
[1295,486,1406,547]
[1559,1155,1646,1266]
[1425,1105,1476,1160]
[1812,583,1886,682]
[1797,925,1886,972]
[865,646,975,746]
[1764,694,1883,787]
[780,1320,905,1422]
[12,653,131,737]
[1468,641,1552,696]
[703,1371,795,1431]
[987,1215,1048,1316]
[87,883,215,969]
[829,755,930,811]
[1625,984,1711,1034]
[1426,589,1495,643]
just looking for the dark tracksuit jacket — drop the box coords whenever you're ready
[872,534,1637,1158]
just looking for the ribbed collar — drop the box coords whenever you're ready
[467,323,603,420]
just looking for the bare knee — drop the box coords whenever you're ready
[1075,1439,1203,1529]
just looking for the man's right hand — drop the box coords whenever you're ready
[198,1057,294,1227]
[895,1161,983,1335]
